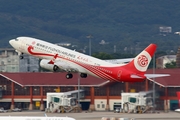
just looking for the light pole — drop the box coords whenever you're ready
[78,74,80,106]
[86,35,93,56]
[153,53,156,112]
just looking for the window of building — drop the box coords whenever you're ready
[32,86,40,95]
[97,104,100,108]
[53,97,60,103]
[109,83,125,96]
[129,97,136,103]
[2,85,11,95]
[84,87,90,96]
[129,81,145,92]
[14,85,30,95]
[94,87,106,96]
[168,87,180,97]
[43,86,59,95]
[60,87,75,92]
[1,61,4,65]
[102,104,105,108]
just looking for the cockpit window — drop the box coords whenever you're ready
[15,38,19,41]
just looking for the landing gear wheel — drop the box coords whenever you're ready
[19,52,24,59]
[80,73,87,78]
[19,56,24,59]
[66,73,73,79]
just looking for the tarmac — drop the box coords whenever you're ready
[0,110,180,120]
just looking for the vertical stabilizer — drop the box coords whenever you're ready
[124,44,157,74]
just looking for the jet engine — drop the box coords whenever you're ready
[40,59,56,71]
[40,59,71,72]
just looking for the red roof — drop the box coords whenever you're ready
[146,68,180,87]
[0,68,179,87]
[0,72,109,87]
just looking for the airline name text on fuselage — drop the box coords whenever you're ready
[36,43,76,58]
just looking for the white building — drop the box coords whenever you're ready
[156,55,176,69]
[0,48,39,72]
[0,48,19,72]
[19,54,39,72]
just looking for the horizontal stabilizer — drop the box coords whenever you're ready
[130,74,144,79]
[145,74,170,78]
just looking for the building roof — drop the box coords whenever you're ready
[158,55,176,60]
[146,68,180,87]
[0,68,179,87]
[0,72,109,87]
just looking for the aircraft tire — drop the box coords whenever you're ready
[80,73,87,78]
[19,56,23,59]
[66,73,73,79]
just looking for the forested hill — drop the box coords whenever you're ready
[1,0,180,54]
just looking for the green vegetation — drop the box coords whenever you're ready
[165,61,177,68]
[0,1,180,54]
[92,52,135,59]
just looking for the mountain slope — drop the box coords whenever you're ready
[0,0,180,54]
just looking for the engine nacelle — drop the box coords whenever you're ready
[40,59,71,72]
[40,59,54,71]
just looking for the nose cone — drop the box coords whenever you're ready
[9,39,15,47]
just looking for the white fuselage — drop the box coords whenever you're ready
[9,37,160,82]
[9,37,122,80]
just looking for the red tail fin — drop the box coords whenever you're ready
[124,44,157,74]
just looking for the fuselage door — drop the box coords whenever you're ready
[117,70,122,80]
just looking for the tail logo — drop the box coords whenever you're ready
[134,51,151,72]
[137,55,148,67]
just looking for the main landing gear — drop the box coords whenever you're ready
[66,73,73,79]
[80,73,87,78]
[19,53,24,59]
[66,73,87,79]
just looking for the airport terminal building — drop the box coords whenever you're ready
[0,69,179,111]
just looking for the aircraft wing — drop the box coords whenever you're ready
[40,59,79,72]
[145,74,170,78]
[54,61,79,72]
[104,58,133,64]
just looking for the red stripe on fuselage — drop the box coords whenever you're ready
[28,45,53,57]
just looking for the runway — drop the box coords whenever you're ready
[0,110,180,120]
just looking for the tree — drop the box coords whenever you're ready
[92,52,113,59]
[165,61,176,68]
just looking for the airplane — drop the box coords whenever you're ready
[175,109,180,112]
[0,116,75,120]
[9,37,169,82]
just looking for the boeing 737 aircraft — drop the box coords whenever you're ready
[0,116,75,120]
[9,37,169,82]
